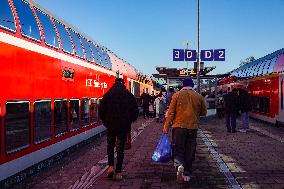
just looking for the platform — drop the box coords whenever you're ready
[11,114,284,189]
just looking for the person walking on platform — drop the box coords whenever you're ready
[223,87,239,133]
[99,78,139,180]
[166,87,175,107]
[163,78,207,182]
[238,88,251,132]
[154,91,166,123]
[140,90,151,119]
[216,90,225,119]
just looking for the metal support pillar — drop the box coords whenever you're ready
[196,0,201,93]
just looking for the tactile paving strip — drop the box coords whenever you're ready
[199,129,242,189]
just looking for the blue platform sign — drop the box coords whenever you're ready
[173,49,184,61]
[214,49,225,61]
[201,50,214,61]
[185,50,197,61]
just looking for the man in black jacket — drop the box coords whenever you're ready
[140,90,151,118]
[99,78,139,180]
[223,88,239,133]
[238,89,251,132]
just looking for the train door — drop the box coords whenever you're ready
[279,74,284,123]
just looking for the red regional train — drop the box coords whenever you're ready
[218,48,284,126]
[0,0,153,183]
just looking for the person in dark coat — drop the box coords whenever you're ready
[99,78,139,180]
[140,90,151,118]
[238,88,252,132]
[216,90,225,119]
[223,87,239,133]
[166,87,175,107]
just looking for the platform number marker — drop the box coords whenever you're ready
[185,50,197,61]
[173,49,185,61]
[200,50,214,61]
[214,49,225,61]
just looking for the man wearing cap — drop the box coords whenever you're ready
[163,78,207,182]
[99,78,139,180]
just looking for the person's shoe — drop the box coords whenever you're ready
[176,165,184,183]
[239,129,246,133]
[183,175,191,182]
[227,130,231,133]
[106,166,114,179]
[114,172,123,181]
[156,118,159,123]
[232,130,237,133]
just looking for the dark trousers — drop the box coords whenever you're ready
[143,105,149,118]
[107,131,127,173]
[172,128,197,176]
[225,113,236,132]
[217,108,224,118]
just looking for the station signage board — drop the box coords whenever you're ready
[173,49,184,61]
[173,49,225,61]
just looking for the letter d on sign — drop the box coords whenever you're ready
[201,50,214,61]
[185,50,197,61]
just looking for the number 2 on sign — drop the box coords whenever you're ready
[219,51,224,58]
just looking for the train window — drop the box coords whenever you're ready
[268,57,276,73]
[0,0,16,32]
[96,46,107,67]
[81,98,90,127]
[251,96,258,112]
[259,97,264,112]
[35,8,59,48]
[5,101,30,154]
[264,97,270,113]
[281,79,283,110]
[54,20,74,54]
[90,42,102,65]
[256,97,270,113]
[90,98,98,124]
[13,0,41,41]
[81,37,94,62]
[104,49,112,70]
[69,29,85,58]
[54,99,68,136]
[34,100,52,144]
[70,99,80,131]
[97,98,102,121]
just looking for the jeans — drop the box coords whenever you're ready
[107,131,127,173]
[225,113,236,132]
[241,112,249,129]
[172,128,197,176]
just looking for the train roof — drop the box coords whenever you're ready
[231,48,284,79]
[16,0,143,79]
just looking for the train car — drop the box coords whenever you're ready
[218,48,284,126]
[0,0,152,183]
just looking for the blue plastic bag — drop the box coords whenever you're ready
[152,134,172,162]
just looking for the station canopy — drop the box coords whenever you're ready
[151,66,231,90]
[152,66,228,79]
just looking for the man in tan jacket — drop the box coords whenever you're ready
[163,78,207,182]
